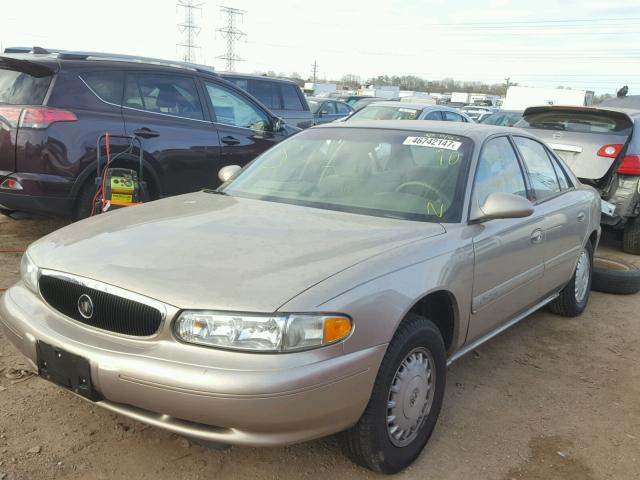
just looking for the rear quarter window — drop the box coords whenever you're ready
[0,68,51,105]
[281,84,305,111]
[519,110,632,135]
[80,71,124,104]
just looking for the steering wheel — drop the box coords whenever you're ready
[394,181,449,203]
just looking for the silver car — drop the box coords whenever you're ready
[348,101,474,123]
[1,121,600,474]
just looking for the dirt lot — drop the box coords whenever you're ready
[1,213,639,480]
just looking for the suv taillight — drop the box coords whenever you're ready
[0,106,24,128]
[617,155,640,175]
[597,144,623,158]
[0,106,76,129]
[20,107,77,129]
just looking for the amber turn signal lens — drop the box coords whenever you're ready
[323,316,352,343]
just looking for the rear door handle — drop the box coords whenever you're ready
[133,128,160,139]
[530,229,543,244]
[221,136,241,146]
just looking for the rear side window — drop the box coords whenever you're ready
[0,68,51,105]
[513,137,561,200]
[81,71,123,104]
[249,80,281,110]
[124,73,204,120]
[424,111,443,121]
[519,110,632,135]
[281,84,305,111]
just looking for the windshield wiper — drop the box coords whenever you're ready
[202,189,228,196]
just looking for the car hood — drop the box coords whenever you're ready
[28,192,445,311]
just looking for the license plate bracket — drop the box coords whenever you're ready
[36,341,101,401]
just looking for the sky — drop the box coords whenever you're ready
[1,0,639,94]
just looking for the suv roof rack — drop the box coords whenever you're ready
[2,47,218,76]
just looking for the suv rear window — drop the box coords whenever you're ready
[519,110,632,135]
[0,68,51,105]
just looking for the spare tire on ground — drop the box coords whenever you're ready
[591,256,640,295]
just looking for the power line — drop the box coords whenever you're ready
[176,0,203,63]
[216,5,246,72]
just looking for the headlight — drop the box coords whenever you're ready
[175,311,352,352]
[20,253,39,293]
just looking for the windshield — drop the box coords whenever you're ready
[220,127,473,222]
[349,106,421,121]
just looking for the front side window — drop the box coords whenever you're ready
[513,136,561,201]
[220,128,473,222]
[124,73,203,120]
[424,111,443,121]
[204,82,270,131]
[336,102,352,115]
[443,111,465,122]
[474,136,527,205]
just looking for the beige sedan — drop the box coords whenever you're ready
[1,121,600,473]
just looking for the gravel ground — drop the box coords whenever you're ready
[0,213,639,480]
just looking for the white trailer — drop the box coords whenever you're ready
[503,86,594,111]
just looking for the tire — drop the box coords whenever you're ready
[73,177,99,221]
[623,217,640,255]
[548,241,593,317]
[591,256,640,295]
[342,313,446,474]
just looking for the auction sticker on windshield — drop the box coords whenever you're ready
[403,136,461,150]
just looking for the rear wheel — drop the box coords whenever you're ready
[73,177,98,221]
[342,314,446,474]
[623,217,640,255]
[548,241,593,317]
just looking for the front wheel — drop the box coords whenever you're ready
[342,314,446,474]
[548,241,593,317]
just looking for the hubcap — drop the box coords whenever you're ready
[574,250,590,303]
[386,347,435,447]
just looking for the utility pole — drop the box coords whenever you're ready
[504,77,511,90]
[310,60,318,84]
[177,0,203,63]
[216,6,246,72]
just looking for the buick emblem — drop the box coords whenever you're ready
[77,294,94,319]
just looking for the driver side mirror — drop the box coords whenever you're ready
[272,116,285,133]
[218,164,241,183]
[470,192,534,222]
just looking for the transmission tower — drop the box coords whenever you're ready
[177,0,203,63]
[216,6,246,72]
[310,60,318,83]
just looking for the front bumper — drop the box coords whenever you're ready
[0,284,385,446]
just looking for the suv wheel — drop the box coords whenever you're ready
[342,313,446,474]
[548,241,593,317]
[623,217,640,255]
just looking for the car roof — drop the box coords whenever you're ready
[313,119,530,141]
[306,97,349,103]
[218,72,300,85]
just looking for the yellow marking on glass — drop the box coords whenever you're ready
[448,151,461,165]
[426,201,444,218]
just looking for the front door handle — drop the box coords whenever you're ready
[577,212,586,222]
[133,128,160,139]
[530,229,543,244]
[221,136,241,146]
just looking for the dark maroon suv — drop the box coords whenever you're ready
[0,48,298,219]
